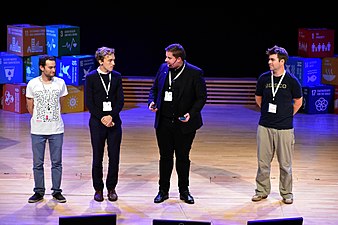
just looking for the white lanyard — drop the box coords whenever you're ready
[99,73,111,98]
[168,63,186,88]
[271,71,285,101]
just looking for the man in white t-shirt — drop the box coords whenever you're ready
[26,55,68,203]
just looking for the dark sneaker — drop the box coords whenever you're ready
[53,192,66,203]
[28,193,44,203]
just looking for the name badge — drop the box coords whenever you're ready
[103,101,112,111]
[268,103,277,113]
[164,91,173,101]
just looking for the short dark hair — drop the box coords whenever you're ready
[39,55,56,67]
[165,43,186,60]
[266,45,288,63]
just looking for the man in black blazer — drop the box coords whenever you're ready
[148,43,207,204]
[85,47,124,202]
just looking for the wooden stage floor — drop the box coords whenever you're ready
[0,103,338,225]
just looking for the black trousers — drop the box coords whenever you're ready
[155,118,196,193]
[89,117,122,191]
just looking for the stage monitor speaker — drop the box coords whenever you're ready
[59,214,116,225]
[247,217,303,225]
[153,219,211,225]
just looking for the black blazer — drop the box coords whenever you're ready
[85,70,124,126]
[148,61,207,134]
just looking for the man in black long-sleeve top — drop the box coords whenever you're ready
[85,47,124,202]
[148,43,207,204]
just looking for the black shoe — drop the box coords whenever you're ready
[53,192,66,203]
[28,193,44,203]
[94,190,104,202]
[180,191,194,204]
[154,190,169,203]
[107,189,118,201]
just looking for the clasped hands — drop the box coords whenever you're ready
[101,115,115,127]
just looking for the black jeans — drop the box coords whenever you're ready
[89,117,122,191]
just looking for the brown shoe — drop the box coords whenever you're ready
[94,190,104,202]
[108,189,118,201]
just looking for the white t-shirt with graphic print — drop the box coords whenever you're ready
[26,76,68,135]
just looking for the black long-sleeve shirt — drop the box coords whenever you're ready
[85,69,124,124]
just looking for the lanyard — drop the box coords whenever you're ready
[271,71,285,101]
[99,73,111,99]
[39,76,52,92]
[168,63,186,88]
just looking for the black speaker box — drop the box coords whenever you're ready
[59,214,116,225]
[247,217,303,225]
[153,219,211,225]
